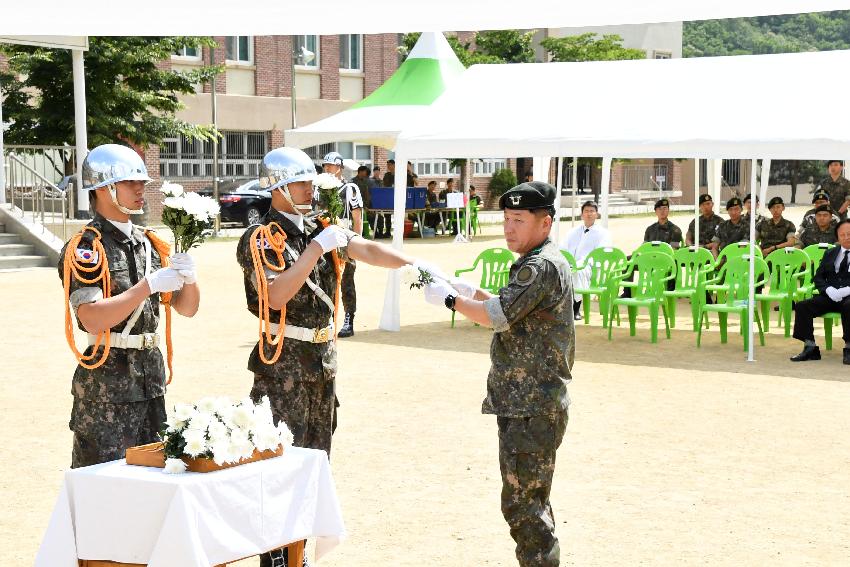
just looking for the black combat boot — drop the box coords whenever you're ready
[338,312,354,338]
[790,345,821,362]
[843,347,850,365]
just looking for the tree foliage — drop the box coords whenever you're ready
[0,37,221,148]
[540,33,645,62]
[400,31,535,66]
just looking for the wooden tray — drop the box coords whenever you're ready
[126,441,284,473]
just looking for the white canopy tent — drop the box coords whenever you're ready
[382,49,850,360]
[6,0,850,35]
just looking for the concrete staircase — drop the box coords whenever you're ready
[0,221,50,269]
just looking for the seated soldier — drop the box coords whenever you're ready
[644,198,683,249]
[710,197,748,257]
[756,196,796,256]
[742,193,768,230]
[796,205,838,248]
[686,194,724,249]
[800,190,841,232]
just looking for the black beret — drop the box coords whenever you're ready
[654,198,670,209]
[742,193,757,203]
[767,196,784,208]
[827,160,843,167]
[698,194,712,205]
[812,191,830,203]
[726,197,743,209]
[814,204,833,214]
[499,181,557,211]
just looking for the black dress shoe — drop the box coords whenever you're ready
[790,345,821,362]
[574,310,583,321]
[844,348,850,365]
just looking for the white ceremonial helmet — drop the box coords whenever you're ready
[259,147,318,215]
[82,144,152,215]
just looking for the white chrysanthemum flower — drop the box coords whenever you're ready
[165,413,186,433]
[399,264,420,288]
[314,173,342,190]
[196,397,218,414]
[187,411,212,433]
[182,426,207,445]
[277,421,294,447]
[160,181,185,197]
[211,439,233,466]
[231,403,256,431]
[162,196,185,211]
[173,403,194,422]
[252,423,280,452]
[163,458,187,474]
[183,435,208,458]
[207,419,229,443]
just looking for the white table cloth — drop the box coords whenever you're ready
[36,447,345,567]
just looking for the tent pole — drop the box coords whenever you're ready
[600,156,612,228]
[712,159,722,215]
[694,158,700,250]
[554,156,563,243]
[571,157,577,227]
[759,159,771,203]
[0,87,5,205]
[378,151,408,332]
[747,158,758,362]
[72,48,89,218]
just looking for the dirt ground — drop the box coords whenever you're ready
[2,209,849,566]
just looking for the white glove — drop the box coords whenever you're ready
[424,280,459,307]
[448,276,477,298]
[170,252,197,284]
[413,259,450,282]
[312,225,350,253]
[839,286,850,299]
[146,267,184,294]
[825,286,842,302]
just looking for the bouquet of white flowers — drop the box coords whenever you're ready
[313,173,344,224]
[161,396,293,474]
[399,264,436,290]
[159,181,221,253]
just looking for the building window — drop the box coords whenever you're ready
[412,159,460,177]
[294,35,319,68]
[173,45,200,59]
[159,131,267,178]
[225,36,253,63]
[699,159,741,187]
[339,34,362,71]
[653,50,672,59]
[473,159,507,176]
[304,142,372,166]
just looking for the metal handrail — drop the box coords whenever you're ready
[7,153,68,240]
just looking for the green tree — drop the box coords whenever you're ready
[0,37,220,152]
[540,33,646,62]
[399,31,534,66]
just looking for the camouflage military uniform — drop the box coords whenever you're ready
[756,217,796,250]
[686,214,723,247]
[236,208,344,457]
[796,224,838,247]
[58,213,166,469]
[643,220,683,248]
[815,175,850,218]
[319,183,363,317]
[482,238,573,567]
[712,218,750,251]
[742,212,768,232]
[799,207,841,231]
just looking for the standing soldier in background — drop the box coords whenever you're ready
[424,182,573,567]
[816,160,850,219]
[59,144,200,469]
[321,152,365,338]
[686,194,723,249]
[799,190,841,232]
[756,196,796,256]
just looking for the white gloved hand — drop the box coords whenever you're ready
[424,280,459,307]
[448,276,477,298]
[413,259,450,282]
[839,286,850,299]
[312,225,350,253]
[146,267,184,294]
[170,252,197,284]
[825,286,842,302]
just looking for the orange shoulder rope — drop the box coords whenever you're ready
[249,218,343,365]
[62,227,175,385]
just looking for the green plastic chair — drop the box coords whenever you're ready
[697,255,768,351]
[573,246,628,327]
[796,243,835,300]
[452,247,515,327]
[560,249,578,270]
[664,246,715,331]
[756,248,808,336]
[704,243,764,304]
[607,252,676,343]
[632,240,675,257]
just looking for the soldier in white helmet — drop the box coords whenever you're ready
[58,144,200,468]
[320,151,363,337]
[236,147,442,566]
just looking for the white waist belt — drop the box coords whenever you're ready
[88,332,160,350]
[268,322,335,343]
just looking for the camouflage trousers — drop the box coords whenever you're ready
[69,396,167,469]
[497,411,568,567]
[341,259,356,314]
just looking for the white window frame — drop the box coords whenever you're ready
[172,45,202,61]
[303,142,372,167]
[294,35,320,69]
[653,50,672,59]
[473,159,507,176]
[225,36,254,65]
[411,159,460,177]
[339,34,363,72]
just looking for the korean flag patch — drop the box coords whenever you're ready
[75,248,99,263]
[255,237,272,250]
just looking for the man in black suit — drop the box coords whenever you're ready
[791,218,850,363]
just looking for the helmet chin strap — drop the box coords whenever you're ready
[108,184,144,215]
[277,185,313,215]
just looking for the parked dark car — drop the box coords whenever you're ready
[198,179,271,226]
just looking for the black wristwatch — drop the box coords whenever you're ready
[444,294,457,312]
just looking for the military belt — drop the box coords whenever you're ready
[87,332,160,350]
[268,322,335,343]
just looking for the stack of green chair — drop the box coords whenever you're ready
[451,247,515,328]
[573,246,627,327]
[607,251,677,343]
[664,246,714,331]
[697,254,769,351]
[756,248,808,336]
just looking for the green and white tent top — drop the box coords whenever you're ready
[284,32,465,151]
